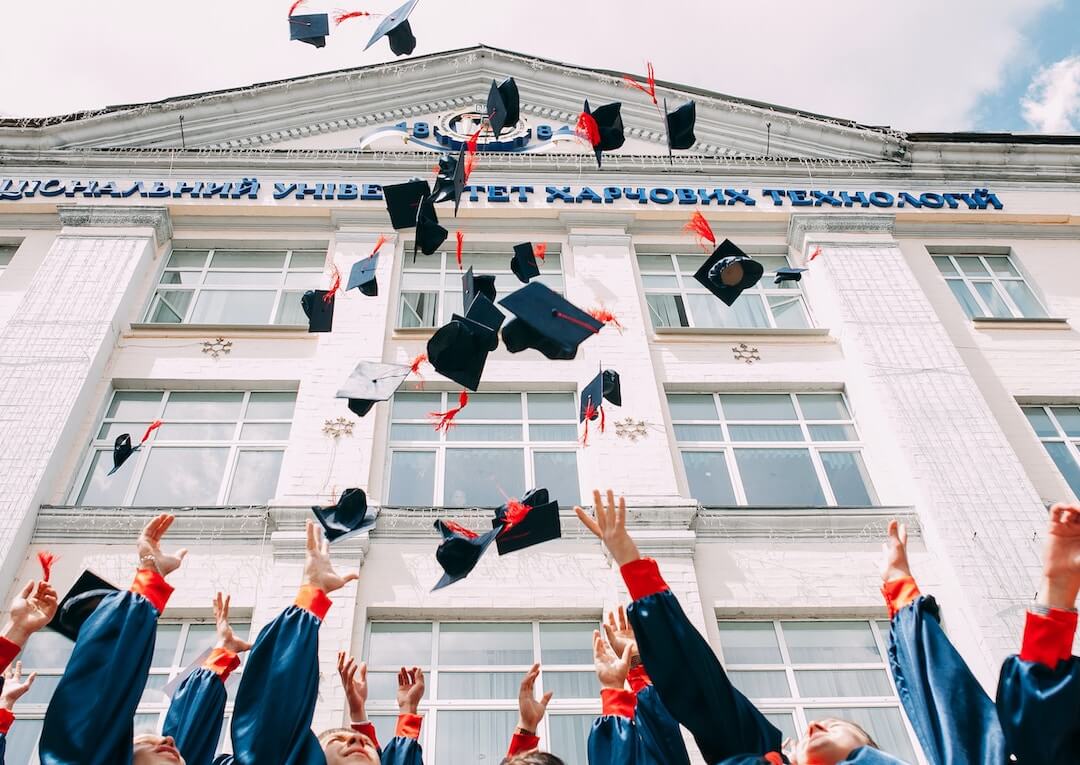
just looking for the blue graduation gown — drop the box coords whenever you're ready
[163,665,229,765]
[630,673,691,765]
[380,732,424,765]
[887,592,1006,765]
[588,689,647,764]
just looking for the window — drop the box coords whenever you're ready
[717,618,920,763]
[639,252,810,330]
[144,247,327,325]
[74,390,295,506]
[932,253,1046,320]
[387,392,580,507]
[398,249,564,329]
[1023,405,1080,496]
[0,244,16,276]
[668,392,875,507]
[7,618,250,764]
[364,621,598,765]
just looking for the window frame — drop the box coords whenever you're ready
[142,246,328,326]
[668,392,877,507]
[638,251,812,330]
[932,252,1047,320]
[70,389,295,507]
[0,243,17,277]
[1022,404,1080,497]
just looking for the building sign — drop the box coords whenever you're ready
[0,178,1004,210]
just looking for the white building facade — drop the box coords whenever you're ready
[0,46,1077,764]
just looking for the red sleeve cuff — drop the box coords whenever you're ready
[203,647,241,682]
[0,708,13,735]
[881,576,921,619]
[131,569,174,614]
[395,713,423,739]
[627,664,651,694]
[1020,608,1078,668]
[620,558,669,602]
[294,585,332,621]
[600,687,637,720]
[0,636,20,673]
[508,731,541,755]
[352,722,380,751]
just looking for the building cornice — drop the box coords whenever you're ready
[694,506,921,540]
[57,204,173,244]
[787,213,897,252]
[35,505,273,543]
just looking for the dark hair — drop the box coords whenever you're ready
[843,721,879,749]
[501,752,566,765]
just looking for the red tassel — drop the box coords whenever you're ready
[371,234,388,256]
[581,400,598,446]
[409,353,427,376]
[464,153,479,181]
[600,404,606,434]
[622,61,657,105]
[324,264,341,303]
[140,420,163,444]
[37,551,56,582]
[455,231,464,271]
[588,308,623,332]
[533,243,547,261]
[499,499,531,536]
[288,0,306,16]
[684,212,716,251]
[809,246,822,261]
[442,520,478,540]
[464,127,482,181]
[575,112,601,147]
[553,310,602,334]
[334,10,376,24]
[466,127,482,156]
[430,390,469,432]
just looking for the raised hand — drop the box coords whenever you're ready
[137,514,188,577]
[214,592,252,654]
[396,667,425,715]
[516,663,553,734]
[337,651,368,721]
[3,580,58,646]
[593,629,632,691]
[0,661,36,711]
[603,605,638,660]
[880,520,912,582]
[574,489,641,566]
[1039,504,1080,610]
[302,520,359,595]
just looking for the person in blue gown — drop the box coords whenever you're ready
[576,489,908,765]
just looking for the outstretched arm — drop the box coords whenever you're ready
[587,628,640,765]
[880,519,1007,765]
[576,490,781,763]
[0,579,58,674]
[379,667,425,765]
[0,661,37,764]
[506,663,551,757]
[339,652,385,752]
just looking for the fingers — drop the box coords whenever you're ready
[602,622,618,650]
[12,661,21,683]
[18,580,33,599]
[345,661,357,688]
[359,662,367,683]
[321,537,330,558]
[592,629,606,662]
[306,519,316,552]
[618,604,629,633]
[540,690,553,708]
[341,571,360,585]
[616,494,626,531]
[24,671,36,688]
[593,489,607,531]
[158,515,175,539]
[618,642,633,668]
[886,519,898,538]
[899,523,908,547]
[398,667,407,689]
[520,662,539,693]
[337,651,346,674]
[176,549,189,563]
[574,506,602,538]
[606,489,616,525]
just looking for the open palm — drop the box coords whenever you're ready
[1045,505,1080,586]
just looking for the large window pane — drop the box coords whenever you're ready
[667,394,718,420]
[246,392,296,419]
[729,670,792,698]
[400,292,437,327]
[530,424,578,441]
[1001,280,1047,318]
[439,623,532,665]
[78,450,135,505]
[673,424,725,441]
[388,451,436,506]
[527,393,576,420]
[717,622,782,664]
[795,669,891,698]
[368,623,432,667]
[820,452,873,506]
[392,393,442,420]
[436,672,519,699]
[149,291,192,323]
[763,712,797,745]
[210,251,286,269]
[455,393,521,420]
[157,423,236,441]
[815,707,917,763]
[190,290,276,324]
[798,394,850,421]
[768,295,810,328]
[688,293,769,328]
[946,280,981,319]
[434,710,516,764]
[1043,442,1080,496]
[444,449,524,507]
[20,631,73,669]
[972,281,1011,318]
[533,452,580,506]
[681,451,736,505]
[646,294,688,327]
[720,394,796,421]
[445,424,522,442]
[549,715,592,765]
[734,449,825,506]
[728,424,804,442]
[544,671,599,698]
[783,622,880,664]
[152,624,182,666]
[540,623,595,664]
[164,392,244,420]
[1050,407,1080,437]
[276,292,308,325]
[6,719,42,765]
[133,448,229,505]
[107,391,163,420]
[182,624,223,664]
[227,451,284,504]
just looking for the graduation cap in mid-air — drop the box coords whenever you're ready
[492,488,561,555]
[774,267,808,285]
[510,243,541,284]
[602,369,622,406]
[426,296,503,391]
[432,520,502,590]
[486,77,520,139]
[430,147,467,217]
[500,282,604,361]
[289,11,330,48]
[693,240,765,307]
[336,360,411,417]
[414,197,448,261]
[48,570,119,642]
[383,180,431,230]
[364,0,420,56]
[109,421,163,475]
[664,99,697,153]
[347,255,379,297]
[576,100,625,168]
[312,488,376,543]
[579,370,621,444]
[463,266,497,310]
[301,290,335,332]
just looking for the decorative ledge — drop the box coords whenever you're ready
[653,327,833,342]
[129,323,310,336]
[57,205,173,245]
[35,505,272,542]
[694,505,920,540]
[971,317,1070,330]
[392,328,436,340]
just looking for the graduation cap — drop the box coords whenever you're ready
[432,520,502,590]
[774,267,807,285]
[499,282,603,361]
[462,293,504,346]
[576,100,625,168]
[312,488,375,542]
[289,13,330,48]
[492,489,561,555]
[301,290,335,332]
[463,267,497,310]
[486,77,520,139]
[510,243,541,284]
[426,303,500,391]
[602,369,622,406]
[430,147,467,217]
[383,180,431,230]
[48,570,119,642]
[693,240,765,307]
[108,421,163,475]
[364,0,420,56]
[664,98,697,152]
[336,360,411,417]
[347,255,379,297]
[414,196,448,260]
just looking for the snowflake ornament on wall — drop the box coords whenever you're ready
[201,337,233,359]
[732,343,761,364]
[323,418,354,439]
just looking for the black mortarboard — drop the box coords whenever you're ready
[462,293,504,346]
[346,254,379,297]
[492,489,561,555]
[364,0,420,56]
[431,147,467,217]
[602,369,622,406]
[486,78,520,139]
[581,100,625,167]
[336,360,411,417]
[301,290,335,332]
[427,315,494,391]
[383,180,431,230]
[580,372,605,422]
[312,488,375,542]
[49,570,119,642]
[499,282,603,360]
[109,434,137,475]
[414,197,448,260]
[432,520,502,590]
[665,99,697,152]
[693,240,764,307]
[510,243,540,284]
[774,267,807,285]
[289,13,330,48]
[463,267,497,310]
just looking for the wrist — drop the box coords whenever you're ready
[1037,576,1080,611]
[883,565,913,582]
[0,698,13,712]
[599,679,626,691]
[399,703,419,715]
[1,623,31,647]
[352,704,367,721]
[515,720,536,735]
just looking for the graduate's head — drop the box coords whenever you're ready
[792,718,877,764]
[319,727,380,765]
[501,752,566,765]
[132,734,185,765]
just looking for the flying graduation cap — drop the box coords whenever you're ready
[463,267,497,310]
[312,488,376,543]
[499,282,603,361]
[486,78,520,139]
[288,1,330,48]
[492,488,561,555]
[302,289,335,332]
[414,196,448,260]
[426,294,504,391]
[48,570,120,642]
[510,243,541,284]
[364,0,420,56]
[579,370,621,445]
[684,212,763,307]
[432,520,502,591]
[384,180,431,230]
[346,236,388,297]
[109,420,163,475]
[430,147,467,217]
[336,360,411,417]
[576,100,625,168]
[774,267,807,285]
[664,99,697,152]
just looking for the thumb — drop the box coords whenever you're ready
[619,642,634,666]
[899,523,908,547]
[176,549,189,562]
[18,580,33,598]
[342,571,360,585]
[540,691,553,709]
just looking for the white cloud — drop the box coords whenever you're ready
[1021,55,1080,132]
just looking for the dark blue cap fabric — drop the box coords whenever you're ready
[499,282,603,360]
[774,267,807,284]
[492,490,561,555]
[487,77,520,139]
[48,570,119,642]
[463,266,497,310]
[511,243,541,284]
[108,434,138,475]
[383,179,431,230]
[364,0,420,55]
[432,520,502,590]
[665,99,697,151]
[347,254,379,297]
[289,13,330,46]
[312,488,375,542]
[693,240,764,307]
[301,289,335,332]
